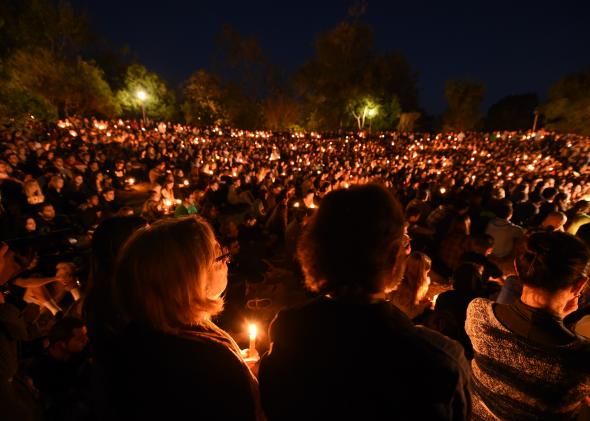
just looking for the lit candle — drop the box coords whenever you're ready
[248,323,258,358]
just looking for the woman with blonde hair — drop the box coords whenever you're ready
[389,251,433,320]
[23,179,45,205]
[104,215,261,420]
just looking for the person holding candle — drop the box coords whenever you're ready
[466,231,590,419]
[104,215,261,419]
[259,184,471,420]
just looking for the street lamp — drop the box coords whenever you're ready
[136,90,147,123]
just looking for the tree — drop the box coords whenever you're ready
[3,48,119,118]
[0,0,117,124]
[543,70,590,135]
[182,69,228,127]
[296,19,418,131]
[486,93,538,131]
[208,25,274,129]
[262,94,300,131]
[0,0,91,60]
[443,80,486,131]
[397,112,421,132]
[116,64,177,122]
[348,96,379,130]
[297,21,374,130]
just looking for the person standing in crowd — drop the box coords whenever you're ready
[466,231,590,419]
[259,184,471,420]
[104,216,261,419]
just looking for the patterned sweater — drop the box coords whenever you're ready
[465,298,590,420]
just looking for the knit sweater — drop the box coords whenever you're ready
[465,298,590,420]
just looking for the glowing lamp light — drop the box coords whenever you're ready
[127,178,135,185]
[175,199,182,205]
[440,188,447,194]
[136,90,147,101]
[293,202,300,208]
[183,179,189,186]
[163,199,172,207]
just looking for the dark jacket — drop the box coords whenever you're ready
[259,296,472,420]
[105,322,259,420]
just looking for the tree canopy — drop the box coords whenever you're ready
[543,70,590,135]
[443,80,486,131]
[116,64,177,122]
[296,21,418,131]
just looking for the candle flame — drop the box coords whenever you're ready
[248,324,257,341]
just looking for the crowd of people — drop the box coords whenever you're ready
[0,116,589,420]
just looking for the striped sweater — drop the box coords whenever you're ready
[465,298,590,420]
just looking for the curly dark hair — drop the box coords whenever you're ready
[297,184,404,295]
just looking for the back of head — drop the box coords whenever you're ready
[495,199,513,220]
[541,187,557,201]
[540,211,567,231]
[90,216,147,284]
[452,263,484,294]
[113,215,224,333]
[49,317,85,348]
[470,234,494,255]
[297,184,404,295]
[515,231,590,293]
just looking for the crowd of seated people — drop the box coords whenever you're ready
[0,117,589,419]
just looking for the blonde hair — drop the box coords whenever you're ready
[113,215,225,333]
[24,179,45,204]
[394,251,432,306]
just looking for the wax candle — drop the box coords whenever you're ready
[248,323,257,358]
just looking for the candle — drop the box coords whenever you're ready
[248,323,258,358]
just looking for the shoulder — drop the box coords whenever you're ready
[120,325,246,377]
[412,325,470,372]
[466,297,493,323]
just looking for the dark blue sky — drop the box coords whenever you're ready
[72,0,590,114]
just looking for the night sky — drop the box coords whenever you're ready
[71,0,590,114]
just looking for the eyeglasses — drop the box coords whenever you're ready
[246,298,272,310]
[215,250,232,265]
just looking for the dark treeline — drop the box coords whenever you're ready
[0,0,589,134]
